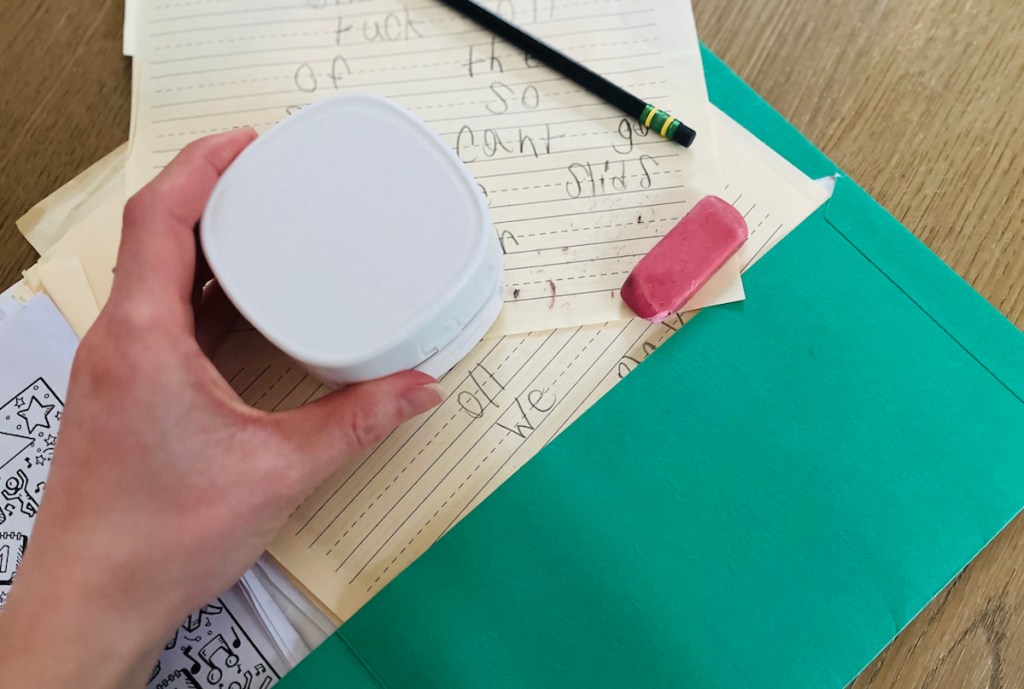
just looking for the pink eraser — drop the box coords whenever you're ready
[621,196,748,322]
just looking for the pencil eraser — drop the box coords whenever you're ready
[620,196,747,321]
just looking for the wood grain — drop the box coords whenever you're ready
[0,0,131,288]
[1,1,1022,687]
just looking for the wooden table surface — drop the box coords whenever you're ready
[1,1,1022,686]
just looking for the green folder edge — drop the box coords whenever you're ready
[278,48,1024,689]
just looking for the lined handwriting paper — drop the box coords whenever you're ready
[128,0,742,334]
[238,110,829,620]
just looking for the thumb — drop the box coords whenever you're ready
[271,370,443,485]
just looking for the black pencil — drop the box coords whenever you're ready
[436,0,696,147]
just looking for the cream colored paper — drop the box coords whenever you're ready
[38,192,121,306]
[127,0,741,334]
[16,144,127,255]
[20,192,123,337]
[124,0,138,56]
[31,260,101,338]
[256,110,830,620]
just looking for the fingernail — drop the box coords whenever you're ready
[222,126,258,142]
[401,382,444,418]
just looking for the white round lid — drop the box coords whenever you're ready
[201,94,501,383]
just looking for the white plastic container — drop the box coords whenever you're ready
[200,94,503,387]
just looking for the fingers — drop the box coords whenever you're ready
[271,371,443,487]
[111,128,257,328]
[194,281,240,359]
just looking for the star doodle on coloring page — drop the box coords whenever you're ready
[0,591,7,606]
[34,444,54,467]
[13,397,25,409]
[44,434,56,448]
[16,397,54,434]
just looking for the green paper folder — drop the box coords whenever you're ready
[278,48,1024,689]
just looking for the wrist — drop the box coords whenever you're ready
[0,545,167,689]
[0,576,161,689]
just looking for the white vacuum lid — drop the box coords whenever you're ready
[201,93,502,386]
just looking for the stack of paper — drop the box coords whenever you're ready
[6,0,832,684]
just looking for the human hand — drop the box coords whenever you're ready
[0,129,443,689]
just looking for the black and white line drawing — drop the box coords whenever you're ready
[3,469,38,518]
[0,378,64,605]
[16,395,54,435]
[153,668,202,689]
[148,596,281,689]
[182,602,225,633]
[228,669,273,689]
[197,632,241,683]
[0,431,33,474]
[0,531,27,586]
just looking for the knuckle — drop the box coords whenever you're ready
[345,400,392,452]
[179,136,210,159]
[121,191,155,230]
[72,330,108,374]
[123,176,189,232]
[244,423,311,506]
[78,303,169,381]
[104,297,161,335]
[72,326,132,388]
